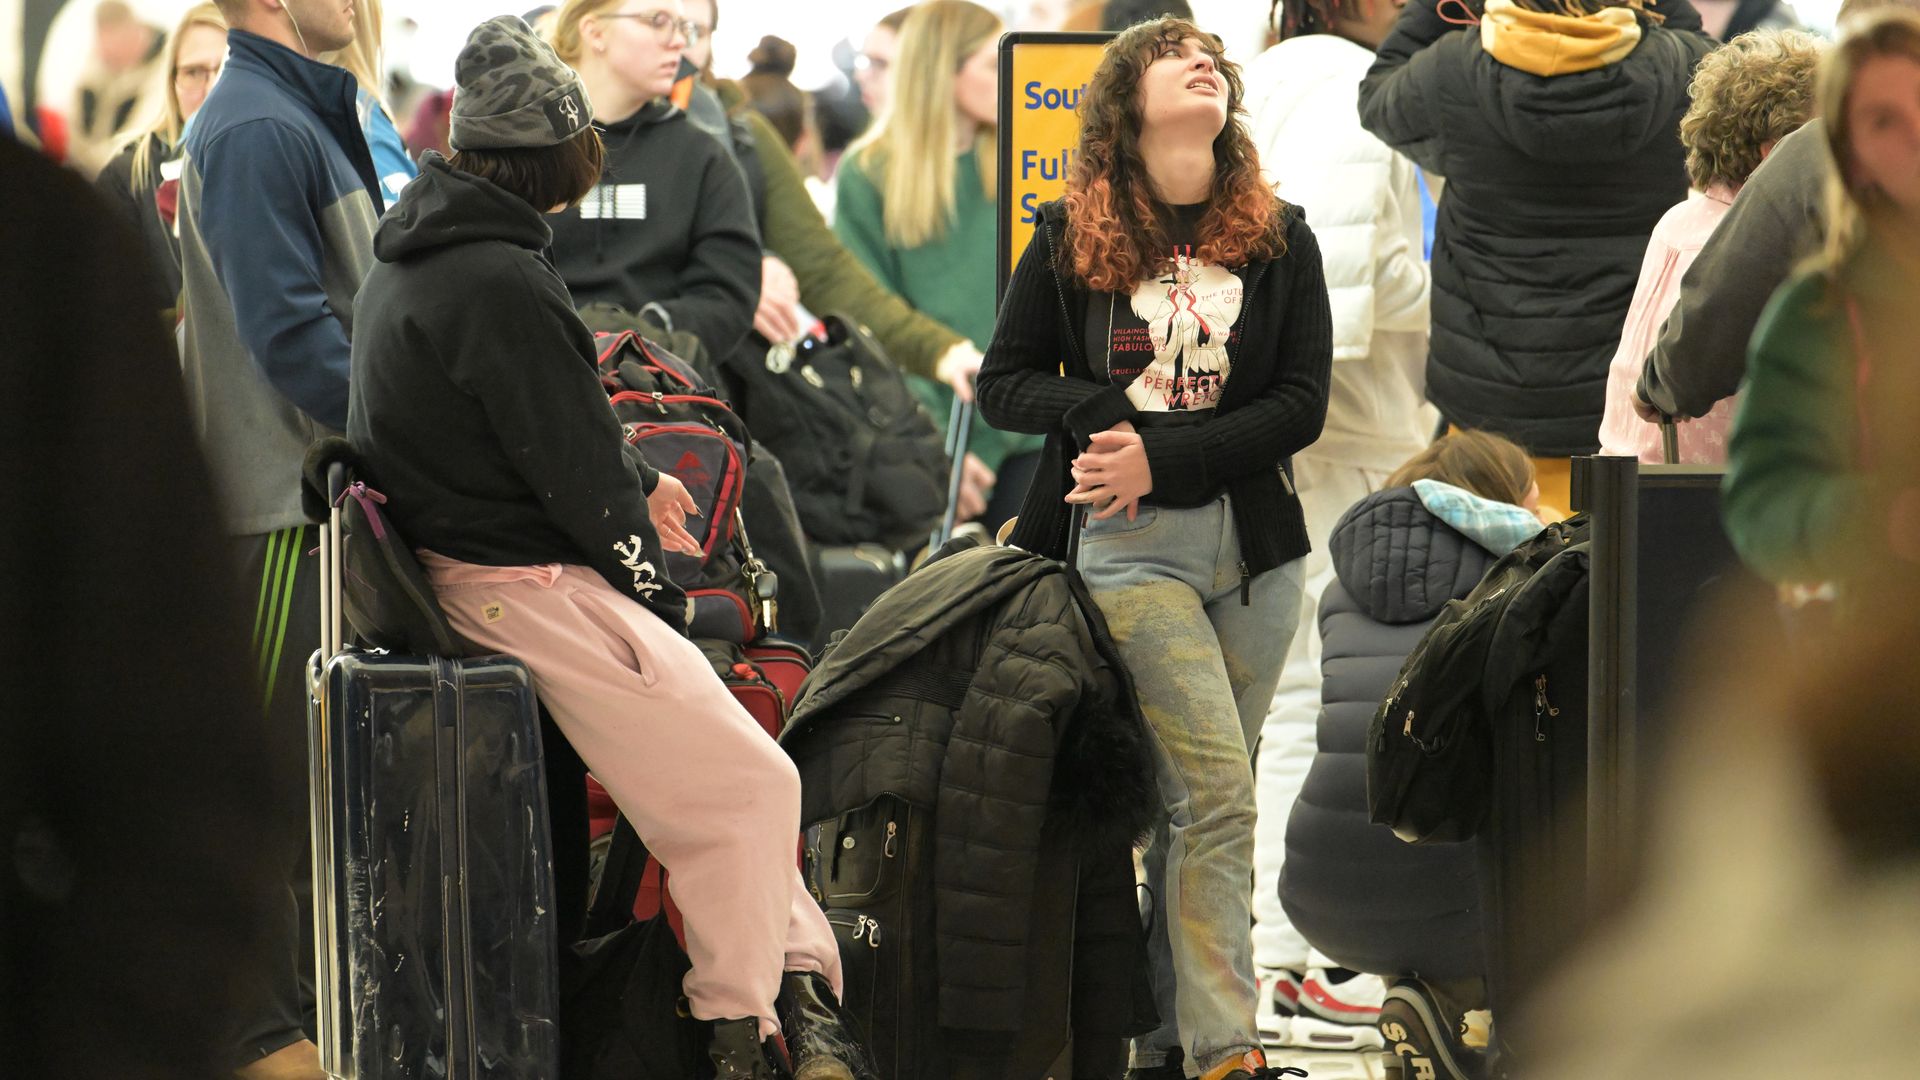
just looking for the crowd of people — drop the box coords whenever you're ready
[8,0,1920,1078]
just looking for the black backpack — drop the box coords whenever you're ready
[722,316,949,550]
[1366,516,1589,844]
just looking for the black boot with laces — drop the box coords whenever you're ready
[708,1016,794,1080]
[775,970,876,1080]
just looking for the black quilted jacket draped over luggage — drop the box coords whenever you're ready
[781,545,1159,1059]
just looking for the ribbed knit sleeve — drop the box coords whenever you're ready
[1138,214,1333,496]
[976,223,1114,440]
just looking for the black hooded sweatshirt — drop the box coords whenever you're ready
[546,99,762,359]
[348,153,687,633]
[1358,0,1713,456]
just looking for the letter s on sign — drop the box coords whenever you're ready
[1021,192,1038,224]
[1024,80,1043,110]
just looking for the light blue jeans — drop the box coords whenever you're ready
[1079,495,1304,1076]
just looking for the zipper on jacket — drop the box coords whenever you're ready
[1533,674,1559,743]
[1239,561,1252,606]
[883,820,898,858]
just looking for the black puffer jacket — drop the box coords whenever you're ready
[781,544,1157,1035]
[1359,0,1713,455]
[1279,486,1496,980]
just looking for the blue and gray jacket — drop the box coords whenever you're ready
[178,30,383,535]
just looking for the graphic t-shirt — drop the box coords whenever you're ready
[1086,202,1244,424]
[1082,203,1245,507]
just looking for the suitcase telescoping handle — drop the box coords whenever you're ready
[309,459,350,1079]
[1660,419,1679,466]
[930,395,977,553]
[319,461,349,663]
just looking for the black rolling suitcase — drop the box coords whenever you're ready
[306,458,561,1079]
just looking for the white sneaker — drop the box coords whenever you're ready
[1285,968,1388,1051]
[1299,968,1386,1025]
[1256,967,1303,1046]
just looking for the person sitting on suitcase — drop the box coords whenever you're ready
[977,17,1332,1080]
[343,17,871,1080]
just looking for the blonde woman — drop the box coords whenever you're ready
[834,0,1043,531]
[324,0,416,205]
[545,0,762,360]
[93,2,227,315]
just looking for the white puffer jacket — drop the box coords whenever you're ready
[1244,34,1438,470]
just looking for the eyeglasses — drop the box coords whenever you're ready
[175,62,221,87]
[601,9,704,47]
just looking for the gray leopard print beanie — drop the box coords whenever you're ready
[450,15,593,151]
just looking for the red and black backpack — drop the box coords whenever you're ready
[595,330,775,643]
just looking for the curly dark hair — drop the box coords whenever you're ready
[1062,18,1284,293]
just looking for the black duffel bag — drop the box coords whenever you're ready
[723,316,949,551]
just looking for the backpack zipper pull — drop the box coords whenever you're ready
[651,390,666,415]
[884,820,898,858]
[1239,561,1252,606]
[1533,674,1559,742]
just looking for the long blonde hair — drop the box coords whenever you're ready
[127,2,227,191]
[324,0,387,110]
[1818,11,1920,274]
[849,0,1001,250]
[550,0,628,65]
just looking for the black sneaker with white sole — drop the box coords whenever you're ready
[1378,980,1485,1080]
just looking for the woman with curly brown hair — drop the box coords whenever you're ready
[976,18,1332,1080]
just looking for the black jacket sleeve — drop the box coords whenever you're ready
[1139,215,1334,495]
[652,146,762,361]
[1357,0,1469,176]
[976,221,1137,449]
[452,257,688,631]
[1638,118,1825,419]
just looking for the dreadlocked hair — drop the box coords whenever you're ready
[1273,0,1665,37]
[1063,17,1284,293]
[1272,0,1360,40]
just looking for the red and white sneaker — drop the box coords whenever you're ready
[1255,968,1303,1046]
[1286,968,1386,1051]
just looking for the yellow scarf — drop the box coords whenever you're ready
[1480,0,1643,77]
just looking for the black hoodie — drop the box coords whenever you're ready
[348,153,687,633]
[546,99,762,358]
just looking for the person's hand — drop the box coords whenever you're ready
[1631,386,1665,424]
[936,342,984,402]
[753,255,802,344]
[647,473,704,557]
[1068,428,1153,520]
[956,452,995,522]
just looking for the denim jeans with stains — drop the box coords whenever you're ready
[1078,495,1304,1075]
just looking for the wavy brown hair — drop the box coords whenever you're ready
[1063,18,1283,292]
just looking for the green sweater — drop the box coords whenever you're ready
[834,147,1042,471]
[1725,258,1905,585]
[718,90,964,381]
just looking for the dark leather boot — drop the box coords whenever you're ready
[776,970,876,1080]
[708,1017,794,1080]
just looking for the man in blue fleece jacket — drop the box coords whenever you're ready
[175,1,379,1075]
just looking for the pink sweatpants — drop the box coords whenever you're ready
[419,552,841,1036]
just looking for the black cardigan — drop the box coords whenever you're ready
[976,198,1333,577]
